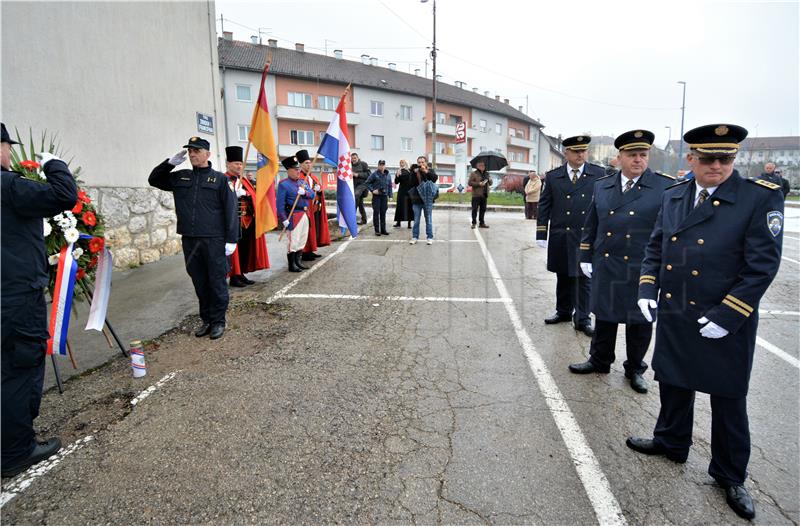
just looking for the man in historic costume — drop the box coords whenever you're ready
[276,156,313,272]
[295,149,330,261]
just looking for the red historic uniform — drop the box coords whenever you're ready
[301,171,331,254]
[227,173,270,276]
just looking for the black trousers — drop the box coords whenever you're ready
[654,383,750,486]
[471,195,487,225]
[182,236,230,325]
[1,291,48,464]
[372,194,388,233]
[354,183,368,221]
[555,273,591,326]
[589,320,651,376]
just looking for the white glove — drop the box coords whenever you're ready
[297,186,306,196]
[225,243,237,256]
[698,317,729,339]
[282,219,290,228]
[314,184,321,192]
[35,152,61,167]
[168,150,187,166]
[580,262,593,278]
[536,240,548,248]
[638,299,657,323]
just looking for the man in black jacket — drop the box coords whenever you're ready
[1,122,78,477]
[757,162,790,199]
[149,137,238,340]
[350,152,371,224]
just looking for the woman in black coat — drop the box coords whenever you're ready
[393,159,413,228]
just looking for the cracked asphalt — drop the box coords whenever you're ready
[2,210,798,525]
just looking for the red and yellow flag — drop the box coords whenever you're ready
[249,63,279,237]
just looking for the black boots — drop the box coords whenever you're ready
[287,252,301,272]
[294,251,309,270]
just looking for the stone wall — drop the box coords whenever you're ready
[87,187,181,269]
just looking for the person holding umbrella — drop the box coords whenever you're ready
[468,159,493,228]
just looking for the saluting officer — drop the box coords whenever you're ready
[276,156,313,272]
[149,137,238,340]
[627,124,784,520]
[536,135,605,336]
[1,122,77,476]
[568,130,674,394]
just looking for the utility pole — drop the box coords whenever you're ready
[677,81,687,169]
[421,0,437,168]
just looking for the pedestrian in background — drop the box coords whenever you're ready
[2,122,78,477]
[149,136,238,340]
[393,159,413,228]
[758,162,790,199]
[468,160,492,229]
[523,170,542,220]
[350,152,370,225]
[409,155,438,245]
[366,160,392,236]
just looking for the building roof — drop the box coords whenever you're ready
[218,38,543,129]
[667,136,800,153]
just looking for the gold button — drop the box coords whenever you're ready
[604,253,609,257]
[607,232,612,237]
[665,293,672,299]
[629,211,635,215]
[623,255,629,261]
[691,270,699,276]
[666,264,673,270]
[697,239,704,245]
[671,236,677,242]
[689,300,696,305]
[713,201,720,206]
[626,234,631,239]
[610,211,615,215]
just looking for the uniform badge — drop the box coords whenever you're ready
[207,176,216,183]
[191,136,199,142]
[577,136,584,142]
[634,131,643,138]
[767,211,783,237]
[715,125,729,136]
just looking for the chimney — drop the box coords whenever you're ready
[455,80,464,89]
[414,68,420,76]
[361,54,370,65]
[504,98,510,104]
[388,62,396,70]
[223,31,233,41]
[268,38,277,47]
[472,87,479,93]
[495,95,501,101]
[518,105,524,112]
[334,49,343,59]
[370,57,378,66]
[250,35,258,44]
[484,91,490,97]
[295,43,305,52]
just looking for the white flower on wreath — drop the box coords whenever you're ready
[63,210,74,217]
[43,219,52,237]
[72,247,84,260]
[68,215,78,228]
[64,228,79,244]
[53,213,64,222]
[48,254,60,266]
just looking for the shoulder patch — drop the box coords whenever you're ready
[750,178,781,191]
[655,172,675,180]
[767,211,783,237]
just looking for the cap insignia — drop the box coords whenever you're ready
[715,126,729,136]
[634,131,643,138]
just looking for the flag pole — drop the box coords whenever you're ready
[241,48,273,184]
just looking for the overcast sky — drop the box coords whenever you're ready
[216,0,799,146]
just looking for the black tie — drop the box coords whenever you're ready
[623,179,634,193]
[696,189,709,208]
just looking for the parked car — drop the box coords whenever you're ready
[437,182,455,193]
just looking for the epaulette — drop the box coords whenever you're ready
[667,179,691,189]
[546,166,560,176]
[748,178,781,191]
[655,171,675,180]
[596,173,615,181]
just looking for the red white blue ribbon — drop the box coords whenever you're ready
[84,247,113,331]
[47,243,78,356]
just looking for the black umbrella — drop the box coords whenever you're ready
[470,151,508,171]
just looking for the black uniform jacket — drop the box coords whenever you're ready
[638,171,784,397]
[537,162,605,276]
[149,160,238,243]
[580,169,674,323]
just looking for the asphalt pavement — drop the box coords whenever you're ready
[3,209,798,525]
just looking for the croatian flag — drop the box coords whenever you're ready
[48,243,78,356]
[317,93,358,237]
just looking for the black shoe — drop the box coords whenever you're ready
[393,223,401,227]
[309,252,321,260]
[229,275,247,288]
[301,252,321,261]
[629,373,649,394]
[625,437,687,463]
[407,223,412,229]
[724,485,755,520]
[209,323,225,340]
[195,324,212,337]
[380,231,389,236]
[240,275,256,285]
[471,224,476,229]
[294,251,309,270]
[287,253,301,273]
[375,232,381,236]
[575,324,594,337]
[544,313,572,324]
[2,438,62,478]
[568,361,608,374]
[479,223,489,228]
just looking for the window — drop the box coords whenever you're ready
[290,130,314,146]
[509,127,516,137]
[319,95,337,110]
[371,135,384,150]
[436,112,446,124]
[400,105,412,121]
[495,123,502,135]
[288,92,312,108]
[479,119,487,132]
[448,115,462,125]
[370,100,384,116]
[435,141,445,154]
[319,131,327,143]
[401,137,413,151]
[237,125,250,142]
[235,85,252,102]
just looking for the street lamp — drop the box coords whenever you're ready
[677,81,687,168]
[421,0,437,168]
[664,125,671,149]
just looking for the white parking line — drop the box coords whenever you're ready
[756,336,800,369]
[783,235,800,241]
[781,256,800,265]
[130,371,181,406]
[759,309,800,316]
[282,293,510,303]
[354,238,478,243]
[267,237,354,303]
[472,229,626,525]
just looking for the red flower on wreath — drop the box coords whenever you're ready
[87,256,99,269]
[20,160,40,170]
[72,200,84,214]
[82,211,97,227]
[75,268,86,281]
[78,190,91,204]
[88,237,105,253]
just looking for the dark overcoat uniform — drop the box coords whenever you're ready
[149,160,238,326]
[581,169,675,323]
[537,163,605,276]
[1,160,77,464]
[638,171,784,398]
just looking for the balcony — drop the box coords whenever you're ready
[425,122,457,137]
[508,135,537,149]
[278,144,320,158]
[276,105,360,126]
[508,161,537,172]
[427,153,456,165]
